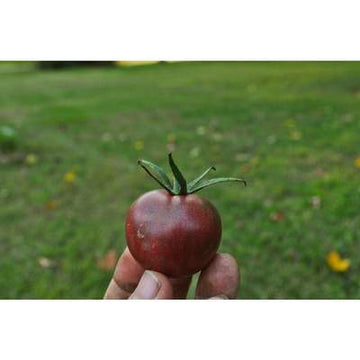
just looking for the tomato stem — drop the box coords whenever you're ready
[137,153,246,195]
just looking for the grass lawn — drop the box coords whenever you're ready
[1,61,359,299]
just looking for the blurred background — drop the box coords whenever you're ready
[0,61,359,299]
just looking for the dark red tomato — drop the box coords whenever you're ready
[126,189,221,277]
[124,154,246,278]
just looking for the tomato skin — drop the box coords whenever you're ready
[126,190,221,277]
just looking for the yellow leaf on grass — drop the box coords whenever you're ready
[326,251,350,272]
[64,171,76,184]
[46,200,57,210]
[354,157,360,168]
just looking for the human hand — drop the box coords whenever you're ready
[104,247,240,299]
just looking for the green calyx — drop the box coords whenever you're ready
[137,153,247,195]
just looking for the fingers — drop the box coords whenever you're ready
[195,253,240,299]
[104,247,191,299]
[104,247,145,299]
[129,271,173,299]
[105,248,237,300]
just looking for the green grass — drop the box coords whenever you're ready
[1,61,360,299]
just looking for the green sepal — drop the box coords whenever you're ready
[188,177,247,194]
[137,154,246,196]
[168,153,187,195]
[187,166,216,192]
[137,159,174,194]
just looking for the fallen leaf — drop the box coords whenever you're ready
[326,251,350,272]
[38,257,53,268]
[64,171,76,184]
[354,157,360,168]
[46,200,57,210]
[97,249,117,271]
[269,211,285,222]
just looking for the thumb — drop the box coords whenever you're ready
[129,271,173,299]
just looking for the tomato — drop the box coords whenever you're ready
[125,154,246,278]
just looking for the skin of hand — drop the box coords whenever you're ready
[104,247,240,299]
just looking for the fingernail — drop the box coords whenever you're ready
[132,271,161,299]
[210,294,229,300]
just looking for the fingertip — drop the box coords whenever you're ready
[195,253,240,299]
[129,271,173,299]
